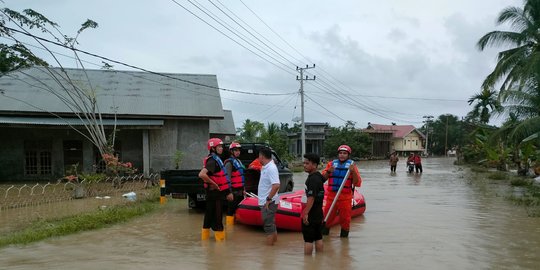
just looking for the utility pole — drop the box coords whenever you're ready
[296,64,316,157]
[422,115,433,156]
[445,115,449,157]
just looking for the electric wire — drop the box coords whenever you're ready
[170,0,296,76]
[3,26,295,96]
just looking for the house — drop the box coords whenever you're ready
[0,67,235,181]
[363,123,425,157]
[209,110,236,141]
[288,122,329,157]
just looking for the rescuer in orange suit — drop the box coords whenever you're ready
[248,158,263,171]
[321,145,361,238]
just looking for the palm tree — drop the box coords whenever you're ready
[467,88,501,123]
[237,119,264,142]
[477,0,540,92]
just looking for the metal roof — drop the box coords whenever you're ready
[0,116,163,128]
[0,67,224,119]
[209,110,236,135]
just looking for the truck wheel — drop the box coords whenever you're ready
[188,194,197,209]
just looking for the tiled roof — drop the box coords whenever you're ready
[366,124,425,138]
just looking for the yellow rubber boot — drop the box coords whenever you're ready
[201,228,210,240]
[225,215,235,226]
[214,230,226,241]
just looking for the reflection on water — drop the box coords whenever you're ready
[1,157,539,269]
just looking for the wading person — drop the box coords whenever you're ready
[389,152,399,173]
[257,147,280,246]
[198,138,233,241]
[321,145,361,238]
[302,153,325,255]
[224,142,245,225]
[406,153,415,173]
[414,153,423,173]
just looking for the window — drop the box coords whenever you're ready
[24,141,52,176]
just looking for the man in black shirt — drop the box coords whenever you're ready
[302,153,325,255]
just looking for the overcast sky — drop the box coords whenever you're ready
[4,0,522,129]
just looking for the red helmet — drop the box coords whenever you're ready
[207,138,223,151]
[229,142,242,151]
[337,145,351,154]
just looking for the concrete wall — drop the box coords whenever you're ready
[0,127,145,181]
[149,119,209,171]
[0,128,87,181]
[0,120,210,181]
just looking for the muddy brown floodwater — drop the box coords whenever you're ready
[1,157,539,270]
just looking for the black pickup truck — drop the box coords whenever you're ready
[161,143,294,209]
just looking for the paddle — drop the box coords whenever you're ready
[323,161,354,229]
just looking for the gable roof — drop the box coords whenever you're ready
[210,110,236,135]
[366,123,425,139]
[0,67,224,119]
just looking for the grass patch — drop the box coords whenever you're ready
[510,177,531,187]
[470,166,489,173]
[487,171,509,180]
[0,197,159,248]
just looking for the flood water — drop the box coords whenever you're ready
[1,157,540,269]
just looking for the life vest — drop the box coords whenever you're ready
[327,159,354,194]
[203,153,231,191]
[226,157,244,189]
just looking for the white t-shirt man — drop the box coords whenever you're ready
[258,159,280,206]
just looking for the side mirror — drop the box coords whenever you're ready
[282,161,289,168]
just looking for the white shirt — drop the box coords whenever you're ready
[258,159,280,206]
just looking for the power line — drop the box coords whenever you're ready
[3,26,295,97]
[170,0,296,76]
[304,93,347,122]
[236,0,422,122]
[214,0,306,65]
[310,90,465,102]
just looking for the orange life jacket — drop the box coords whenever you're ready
[203,154,230,191]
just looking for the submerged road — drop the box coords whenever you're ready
[1,157,539,269]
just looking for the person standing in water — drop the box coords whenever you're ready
[389,152,399,173]
[321,145,362,238]
[302,153,325,255]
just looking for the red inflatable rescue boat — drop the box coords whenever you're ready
[235,187,366,232]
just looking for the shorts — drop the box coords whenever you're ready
[261,202,278,235]
[302,220,323,243]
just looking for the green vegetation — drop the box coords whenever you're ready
[452,0,540,175]
[235,119,372,161]
[322,121,372,160]
[0,196,160,248]
[487,171,509,180]
[467,163,540,217]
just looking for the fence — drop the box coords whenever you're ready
[0,173,160,234]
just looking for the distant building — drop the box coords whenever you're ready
[363,123,425,157]
[0,67,234,181]
[288,122,329,157]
